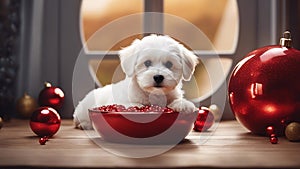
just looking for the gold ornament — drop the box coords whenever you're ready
[0,117,3,129]
[285,122,300,142]
[16,93,38,118]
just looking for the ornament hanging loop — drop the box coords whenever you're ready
[279,31,292,48]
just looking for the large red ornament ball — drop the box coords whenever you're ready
[30,107,61,137]
[38,82,64,110]
[228,31,300,136]
[194,107,214,132]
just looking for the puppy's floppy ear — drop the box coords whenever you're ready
[180,45,199,81]
[119,39,140,77]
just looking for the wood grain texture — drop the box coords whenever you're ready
[0,119,299,169]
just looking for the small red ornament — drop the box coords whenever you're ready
[39,82,64,110]
[270,134,278,144]
[229,31,300,136]
[30,107,61,137]
[39,136,49,145]
[193,107,214,132]
[266,126,280,144]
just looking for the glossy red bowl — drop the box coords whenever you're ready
[89,108,197,144]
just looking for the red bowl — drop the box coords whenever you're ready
[89,108,197,144]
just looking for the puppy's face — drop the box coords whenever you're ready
[119,35,198,95]
[135,49,183,94]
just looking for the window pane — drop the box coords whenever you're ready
[164,0,239,52]
[81,0,143,51]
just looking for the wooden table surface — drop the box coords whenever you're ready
[0,119,300,169]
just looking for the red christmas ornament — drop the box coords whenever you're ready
[39,136,49,145]
[270,134,278,144]
[194,107,214,132]
[229,31,300,136]
[38,82,65,110]
[30,107,61,137]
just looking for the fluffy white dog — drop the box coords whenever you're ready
[73,34,199,129]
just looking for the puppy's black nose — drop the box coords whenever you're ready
[153,75,164,84]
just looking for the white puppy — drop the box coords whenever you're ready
[73,34,199,129]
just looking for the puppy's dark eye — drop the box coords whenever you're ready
[165,61,173,69]
[144,60,152,67]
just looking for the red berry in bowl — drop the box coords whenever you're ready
[96,104,178,113]
[163,107,175,113]
[126,106,140,112]
[115,104,126,112]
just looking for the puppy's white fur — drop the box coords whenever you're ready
[73,35,198,129]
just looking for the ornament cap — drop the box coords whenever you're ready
[44,82,52,88]
[23,92,33,99]
[279,31,292,48]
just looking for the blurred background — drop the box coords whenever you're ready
[0,0,299,119]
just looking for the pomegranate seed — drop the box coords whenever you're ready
[97,104,177,113]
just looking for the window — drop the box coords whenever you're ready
[81,0,239,53]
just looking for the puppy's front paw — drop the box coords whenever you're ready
[168,99,196,113]
[73,115,93,130]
